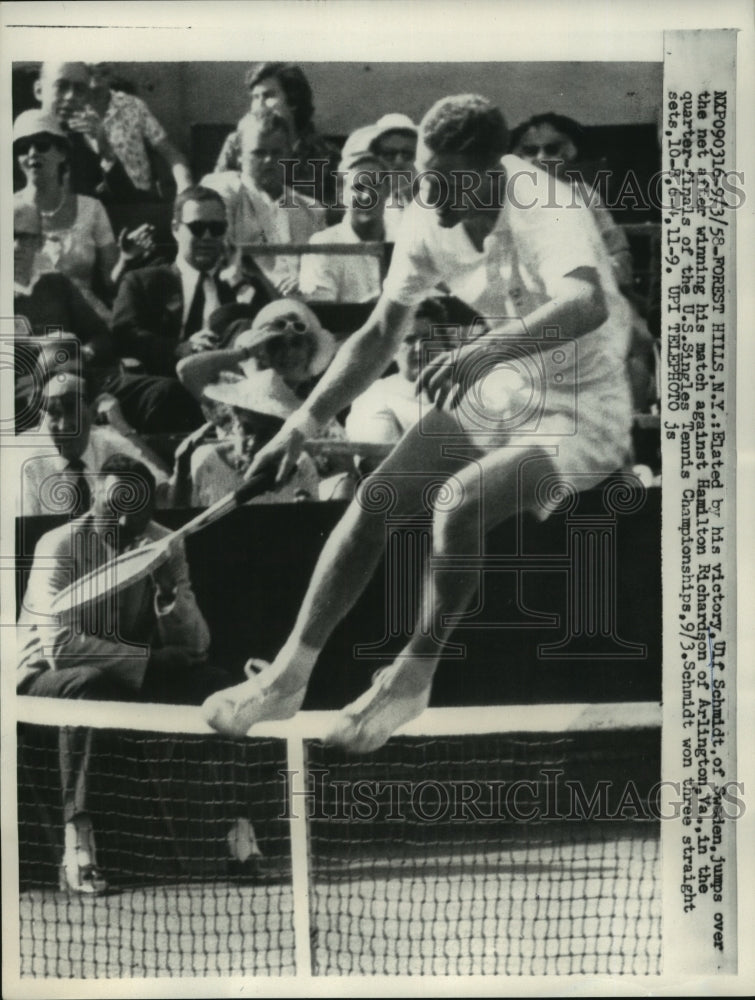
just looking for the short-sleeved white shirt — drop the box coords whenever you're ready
[346,373,426,444]
[299,218,382,303]
[383,154,632,388]
[381,155,634,490]
[201,171,325,290]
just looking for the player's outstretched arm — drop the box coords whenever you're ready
[248,297,414,484]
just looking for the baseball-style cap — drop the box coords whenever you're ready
[372,113,418,142]
[339,125,385,172]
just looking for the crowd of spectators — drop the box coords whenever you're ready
[12,62,661,895]
[13,60,660,520]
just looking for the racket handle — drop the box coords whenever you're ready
[233,466,279,505]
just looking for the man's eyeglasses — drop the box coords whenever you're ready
[15,135,56,156]
[182,220,228,238]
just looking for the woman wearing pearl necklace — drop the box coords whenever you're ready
[13,109,154,321]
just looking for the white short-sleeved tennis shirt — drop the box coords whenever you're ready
[381,155,634,485]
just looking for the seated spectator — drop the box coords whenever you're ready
[15,372,170,517]
[87,63,193,197]
[14,201,110,344]
[202,110,326,296]
[30,61,140,215]
[368,113,418,230]
[170,369,320,508]
[14,109,155,319]
[176,299,353,499]
[176,298,333,403]
[214,62,340,211]
[15,329,204,449]
[14,332,91,436]
[346,298,454,452]
[111,186,262,377]
[509,112,633,288]
[299,127,390,303]
[510,112,657,413]
[16,453,245,893]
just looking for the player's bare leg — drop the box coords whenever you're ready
[328,446,557,751]
[202,410,471,737]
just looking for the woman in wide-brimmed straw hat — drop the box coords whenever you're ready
[234,299,336,391]
[175,299,354,500]
[177,298,335,401]
[169,368,321,508]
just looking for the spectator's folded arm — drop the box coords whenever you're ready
[112,272,179,375]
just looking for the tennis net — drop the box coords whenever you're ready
[13,697,661,980]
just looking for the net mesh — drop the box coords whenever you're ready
[15,703,661,979]
[306,730,661,976]
[17,724,294,978]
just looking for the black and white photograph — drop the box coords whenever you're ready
[1,2,752,996]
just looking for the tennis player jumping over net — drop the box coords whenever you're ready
[203,94,633,751]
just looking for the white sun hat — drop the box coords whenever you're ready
[203,368,301,421]
[13,109,69,144]
[232,298,336,377]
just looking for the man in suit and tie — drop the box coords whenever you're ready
[16,372,168,517]
[112,186,259,377]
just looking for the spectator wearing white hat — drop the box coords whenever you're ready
[175,368,320,508]
[175,299,353,500]
[14,108,155,321]
[369,113,418,221]
[176,298,335,400]
[299,127,391,303]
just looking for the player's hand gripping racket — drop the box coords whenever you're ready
[49,467,279,616]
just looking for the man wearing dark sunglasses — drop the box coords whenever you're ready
[113,186,269,377]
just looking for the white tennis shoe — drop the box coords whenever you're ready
[202,663,306,738]
[326,664,432,753]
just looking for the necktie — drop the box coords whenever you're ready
[65,458,91,517]
[183,274,207,338]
